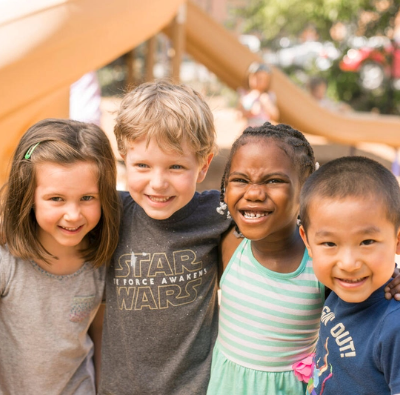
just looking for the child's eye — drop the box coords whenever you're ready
[230,178,248,184]
[322,242,336,247]
[361,239,375,246]
[170,165,183,170]
[267,178,283,184]
[81,196,94,201]
[49,197,63,202]
[136,163,149,169]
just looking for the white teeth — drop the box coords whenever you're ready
[149,196,170,202]
[243,211,267,218]
[341,277,365,283]
[61,226,80,231]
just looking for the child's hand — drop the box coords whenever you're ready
[385,266,400,301]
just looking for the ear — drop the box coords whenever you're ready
[197,153,214,184]
[395,227,400,255]
[299,225,313,258]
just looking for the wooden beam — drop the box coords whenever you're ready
[171,4,186,83]
[124,48,135,89]
[145,36,157,82]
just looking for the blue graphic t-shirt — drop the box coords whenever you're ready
[307,283,400,395]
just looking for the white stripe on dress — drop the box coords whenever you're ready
[217,238,324,371]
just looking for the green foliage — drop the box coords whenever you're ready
[239,0,400,113]
[240,0,397,43]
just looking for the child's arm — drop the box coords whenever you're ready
[237,95,255,120]
[385,266,400,300]
[378,310,400,393]
[259,92,280,122]
[88,303,105,390]
[219,226,242,277]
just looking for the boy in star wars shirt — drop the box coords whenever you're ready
[99,81,231,395]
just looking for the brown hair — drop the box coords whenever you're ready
[0,118,120,267]
[114,80,217,164]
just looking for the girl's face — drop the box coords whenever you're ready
[33,161,101,255]
[225,139,301,242]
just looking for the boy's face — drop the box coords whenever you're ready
[123,137,212,220]
[300,196,400,303]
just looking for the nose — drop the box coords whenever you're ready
[64,203,82,222]
[337,248,362,272]
[150,169,168,191]
[244,183,266,202]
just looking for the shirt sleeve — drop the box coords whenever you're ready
[375,306,400,394]
[0,247,9,296]
[0,247,5,296]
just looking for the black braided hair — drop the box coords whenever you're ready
[220,122,316,206]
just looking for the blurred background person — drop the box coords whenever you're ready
[238,63,279,126]
[308,76,352,113]
[70,71,102,126]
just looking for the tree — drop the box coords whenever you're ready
[240,0,397,45]
[238,0,400,114]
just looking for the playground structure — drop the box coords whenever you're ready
[2,0,400,185]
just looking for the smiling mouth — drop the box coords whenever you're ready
[241,210,270,219]
[59,225,83,231]
[337,276,368,284]
[147,195,173,203]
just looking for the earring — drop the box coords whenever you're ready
[216,201,227,215]
[297,216,301,226]
[216,201,231,218]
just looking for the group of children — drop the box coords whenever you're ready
[1,79,400,395]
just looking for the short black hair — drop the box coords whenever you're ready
[300,156,400,231]
[220,122,316,206]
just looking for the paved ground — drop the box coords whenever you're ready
[100,96,397,192]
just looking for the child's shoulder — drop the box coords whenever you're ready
[0,244,15,265]
[196,189,220,204]
[381,296,400,324]
[118,190,132,204]
[0,244,18,295]
[195,189,228,217]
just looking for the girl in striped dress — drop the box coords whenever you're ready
[207,123,323,395]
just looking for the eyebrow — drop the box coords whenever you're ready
[41,191,99,197]
[228,171,289,178]
[315,226,381,238]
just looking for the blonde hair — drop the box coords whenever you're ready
[114,81,217,163]
[0,119,121,268]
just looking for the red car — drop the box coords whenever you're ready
[339,37,400,90]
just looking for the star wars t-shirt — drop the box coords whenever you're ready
[100,190,231,395]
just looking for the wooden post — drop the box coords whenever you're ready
[124,48,135,90]
[171,4,186,83]
[145,36,157,82]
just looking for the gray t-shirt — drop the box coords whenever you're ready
[0,245,105,395]
[100,190,231,395]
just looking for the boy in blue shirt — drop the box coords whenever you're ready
[99,81,231,395]
[299,156,400,395]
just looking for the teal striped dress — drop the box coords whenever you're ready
[207,238,324,395]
